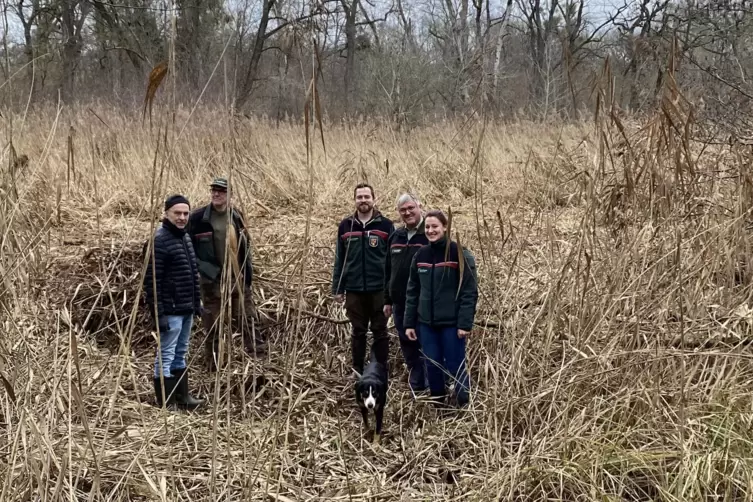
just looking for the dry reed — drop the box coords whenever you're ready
[0,94,753,501]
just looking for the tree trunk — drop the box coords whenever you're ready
[342,0,359,117]
[235,0,274,111]
[59,0,90,104]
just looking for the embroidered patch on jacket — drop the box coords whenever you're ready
[369,235,379,248]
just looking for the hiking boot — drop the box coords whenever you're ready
[171,368,205,410]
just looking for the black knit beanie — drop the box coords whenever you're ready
[165,194,190,211]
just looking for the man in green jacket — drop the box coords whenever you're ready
[332,183,395,375]
[383,193,429,392]
[188,177,264,371]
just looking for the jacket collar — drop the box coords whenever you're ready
[429,236,449,249]
[202,203,235,223]
[406,217,425,234]
[162,219,186,236]
[350,209,382,226]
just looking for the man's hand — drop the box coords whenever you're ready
[405,328,417,341]
[157,317,169,333]
[334,294,345,303]
[458,329,470,338]
[383,305,392,318]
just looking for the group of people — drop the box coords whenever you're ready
[143,178,479,411]
[332,184,478,408]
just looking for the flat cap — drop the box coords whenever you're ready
[210,177,228,190]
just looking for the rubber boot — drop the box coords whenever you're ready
[351,334,367,376]
[171,367,205,410]
[153,375,178,408]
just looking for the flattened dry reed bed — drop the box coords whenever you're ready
[2,102,753,500]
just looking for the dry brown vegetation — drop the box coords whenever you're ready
[3,76,753,501]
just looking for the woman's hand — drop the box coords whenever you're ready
[405,328,417,341]
[458,329,470,338]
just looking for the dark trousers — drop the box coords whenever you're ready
[418,323,470,406]
[345,291,389,374]
[201,281,265,370]
[393,303,427,391]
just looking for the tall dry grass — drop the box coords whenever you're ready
[1,91,753,501]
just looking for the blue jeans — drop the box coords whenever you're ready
[393,303,427,391]
[417,323,470,406]
[154,314,193,378]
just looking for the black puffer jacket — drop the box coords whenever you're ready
[143,220,201,320]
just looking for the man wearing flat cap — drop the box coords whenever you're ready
[143,194,204,410]
[188,177,262,371]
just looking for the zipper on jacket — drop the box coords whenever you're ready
[430,247,435,325]
[361,220,367,291]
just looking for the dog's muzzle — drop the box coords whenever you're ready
[364,388,376,409]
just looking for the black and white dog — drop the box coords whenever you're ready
[355,355,388,443]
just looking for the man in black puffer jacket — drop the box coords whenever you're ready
[143,194,204,410]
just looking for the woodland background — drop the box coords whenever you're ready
[1,0,752,131]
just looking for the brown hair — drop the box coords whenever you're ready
[424,209,448,226]
[354,183,375,198]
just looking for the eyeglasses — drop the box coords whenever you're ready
[211,188,227,194]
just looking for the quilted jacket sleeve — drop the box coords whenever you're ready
[144,233,168,320]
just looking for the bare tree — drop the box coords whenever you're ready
[59,0,92,102]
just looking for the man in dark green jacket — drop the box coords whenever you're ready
[383,193,429,392]
[332,183,395,375]
[188,177,263,371]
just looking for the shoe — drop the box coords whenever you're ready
[409,374,428,394]
[171,368,205,410]
[153,376,179,408]
[352,336,367,377]
[429,391,447,409]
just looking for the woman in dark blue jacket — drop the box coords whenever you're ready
[404,210,478,407]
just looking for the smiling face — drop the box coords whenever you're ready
[398,198,421,228]
[354,187,374,215]
[425,215,446,242]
